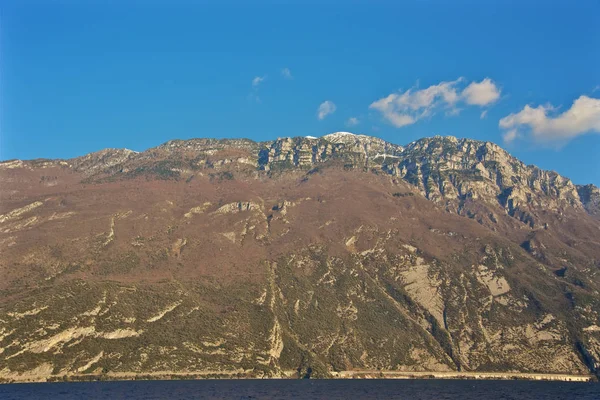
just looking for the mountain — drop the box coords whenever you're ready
[1,132,599,383]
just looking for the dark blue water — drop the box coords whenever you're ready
[0,379,598,400]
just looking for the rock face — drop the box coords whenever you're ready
[578,184,600,218]
[392,136,583,226]
[0,132,599,382]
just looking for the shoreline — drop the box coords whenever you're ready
[0,370,595,384]
[333,370,594,382]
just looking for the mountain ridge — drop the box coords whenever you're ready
[2,133,597,218]
[2,132,596,186]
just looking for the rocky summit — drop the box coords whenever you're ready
[1,132,600,382]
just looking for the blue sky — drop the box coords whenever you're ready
[1,1,599,185]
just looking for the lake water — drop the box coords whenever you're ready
[0,379,598,400]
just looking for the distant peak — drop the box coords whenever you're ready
[330,131,356,136]
[407,135,500,150]
[433,135,458,142]
[323,131,373,143]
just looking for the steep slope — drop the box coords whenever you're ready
[578,184,600,218]
[393,136,582,220]
[0,133,599,382]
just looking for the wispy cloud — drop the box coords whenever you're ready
[480,110,488,119]
[248,75,267,103]
[502,129,519,144]
[446,108,462,117]
[281,68,293,79]
[370,78,501,128]
[346,117,359,127]
[252,75,266,88]
[499,95,600,144]
[317,100,336,120]
[247,93,261,103]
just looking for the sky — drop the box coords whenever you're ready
[1,0,599,185]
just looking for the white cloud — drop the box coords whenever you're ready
[252,75,266,87]
[480,110,488,119]
[281,68,293,79]
[317,101,336,120]
[369,78,463,127]
[462,78,501,106]
[346,117,359,126]
[370,77,501,128]
[499,95,600,143]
